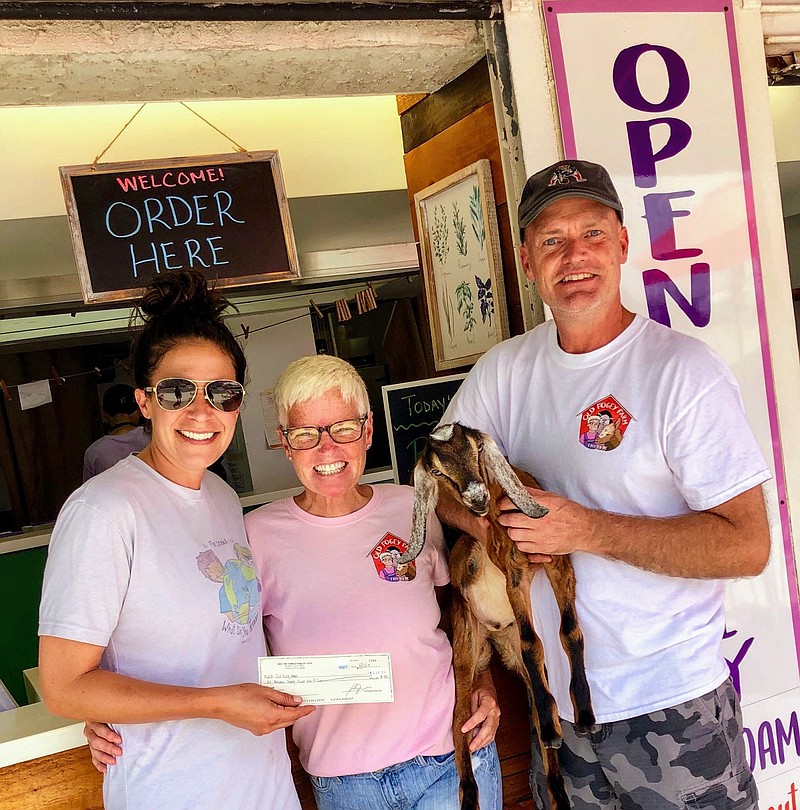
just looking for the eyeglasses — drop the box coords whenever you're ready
[144,378,246,413]
[281,415,368,450]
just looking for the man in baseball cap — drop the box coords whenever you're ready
[102,383,139,418]
[517,159,624,240]
[515,158,630,337]
[440,157,769,808]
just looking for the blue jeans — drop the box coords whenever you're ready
[310,741,502,810]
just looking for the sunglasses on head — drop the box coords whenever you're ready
[144,378,246,413]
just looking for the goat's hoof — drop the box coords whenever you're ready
[575,710,597,733]
[459,784,480,810]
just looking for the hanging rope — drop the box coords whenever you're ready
[230,312,309,339]
[180,103,251,155]
[90,102,251,169]
[0,365,117,400]
[92,104,147,169]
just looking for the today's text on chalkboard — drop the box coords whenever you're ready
[381,374,467,485]
[60,151,300,304]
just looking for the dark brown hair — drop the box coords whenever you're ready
[130,270,247,388]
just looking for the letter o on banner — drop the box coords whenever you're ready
[613,44,690,112]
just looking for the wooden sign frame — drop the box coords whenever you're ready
[60,151,300,304]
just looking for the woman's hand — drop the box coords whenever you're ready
[84,721,122,773]
[213,683,315,735]
[461,678,501,752]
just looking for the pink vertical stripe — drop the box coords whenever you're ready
[723,8,800,673]
[543,10,576,157]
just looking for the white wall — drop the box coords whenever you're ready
[235,308,316,496]
[0,97,407,222]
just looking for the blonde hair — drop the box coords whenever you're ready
[274,355,369,424]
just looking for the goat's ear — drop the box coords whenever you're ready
[397,462,438,564]
[482,435,548,519]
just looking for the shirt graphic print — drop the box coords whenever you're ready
[370,533,417,582]
[578,394,633,452]
[196,541,262,637]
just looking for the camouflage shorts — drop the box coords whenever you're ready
[529,678,758,809]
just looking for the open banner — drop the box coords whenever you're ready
[545,2,800,803]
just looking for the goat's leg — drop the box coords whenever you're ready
[487,549,562,751]
[543,557,595,732]
[451,590,488,810]
[490,626,569,810]
[502,583,562,750]
[543,748,569,809]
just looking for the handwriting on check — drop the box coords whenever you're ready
[258,654,394,706]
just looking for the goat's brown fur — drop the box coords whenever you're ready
[403,423,594,810]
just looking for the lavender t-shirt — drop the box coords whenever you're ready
[83,426,150,481]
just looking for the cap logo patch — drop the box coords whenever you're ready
[578,395,633,452]
[549,164,587,187]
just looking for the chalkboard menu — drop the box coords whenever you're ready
[60,151,300,304]
[381,374,467,485]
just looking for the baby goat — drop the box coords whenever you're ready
[398,422,594,810]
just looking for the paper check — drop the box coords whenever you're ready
[258,654,394,706]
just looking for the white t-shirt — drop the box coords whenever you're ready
[245,484,454,777]
[444,315,771,723]
[39,455,299,810]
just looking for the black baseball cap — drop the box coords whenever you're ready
[518,159,624,239]
[103,384,139,417]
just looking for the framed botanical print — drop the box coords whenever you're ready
[414,159,509,370]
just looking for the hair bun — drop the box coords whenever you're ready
[136,270,229,323]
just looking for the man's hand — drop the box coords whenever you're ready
[498,484,769,579]
[497,486,594,560]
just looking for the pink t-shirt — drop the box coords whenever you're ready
[245,484,455,777]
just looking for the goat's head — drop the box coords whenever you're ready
[397,422,548,564]
[423,422,492,515]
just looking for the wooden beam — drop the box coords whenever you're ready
[400,59,493,153]
[396,94,429,116]
[0,1,501,21]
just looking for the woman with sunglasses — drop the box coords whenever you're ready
[38,269,311,810]
[247,354,503,809]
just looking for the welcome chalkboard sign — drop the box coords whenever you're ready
[381,373,467,485]
[60,151,300,304]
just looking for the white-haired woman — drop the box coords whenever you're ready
[247,354,503,809]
